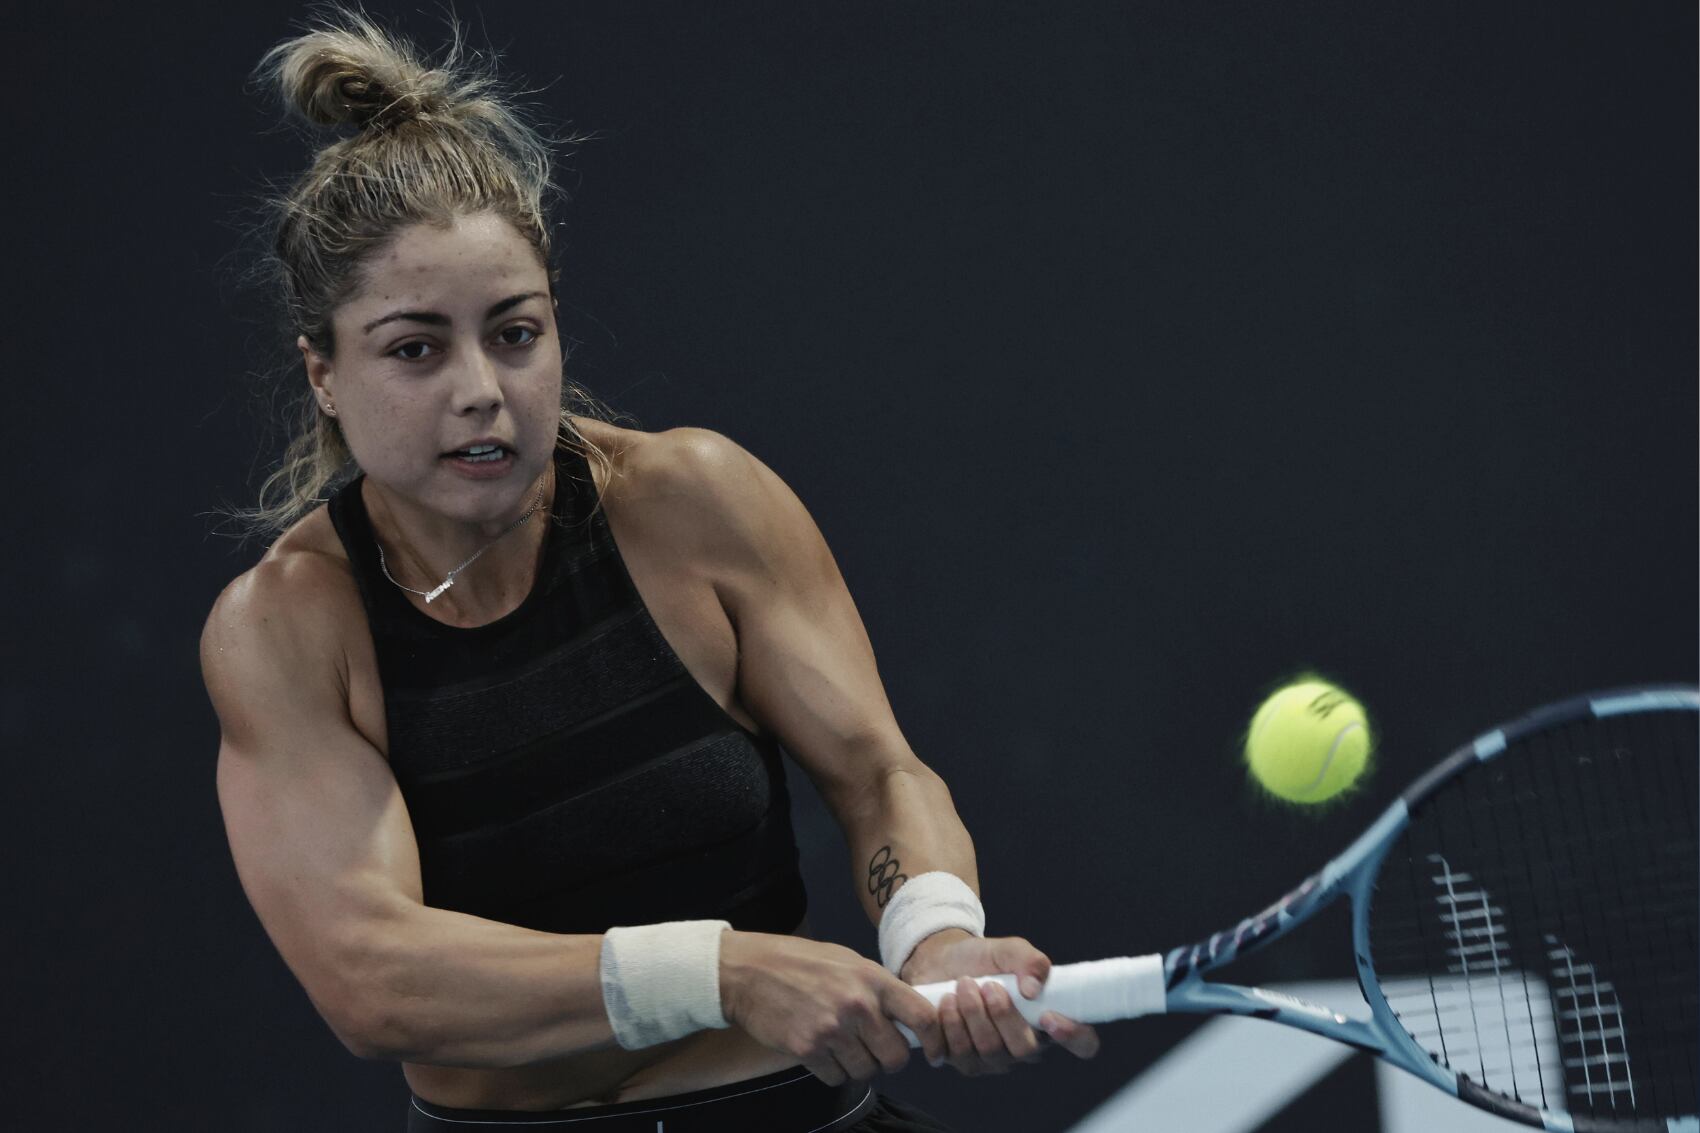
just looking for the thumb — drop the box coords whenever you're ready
[990,937,1051,1000]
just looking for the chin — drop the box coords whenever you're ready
[437,457,545,510]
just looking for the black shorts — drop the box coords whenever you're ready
[405,1067,953,1132]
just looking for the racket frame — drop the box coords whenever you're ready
[902,686,1696,1129]
[1156,685,1699,1131]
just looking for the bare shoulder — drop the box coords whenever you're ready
[610,426,828,598]
[200,510,366,725]
[584,419,772,511]
[203,508,358,649]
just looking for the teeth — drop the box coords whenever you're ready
[450,443,506,463]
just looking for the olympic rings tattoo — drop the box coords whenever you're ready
[867,844,908,908]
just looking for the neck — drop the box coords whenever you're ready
[363,462,556,621]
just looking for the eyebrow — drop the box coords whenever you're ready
[362,291,548,335]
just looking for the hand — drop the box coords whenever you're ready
[719,930,947,1086]
[899,929,1102,1075]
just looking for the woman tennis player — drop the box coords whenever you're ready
[202,11,1097,1130]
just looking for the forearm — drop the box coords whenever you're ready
[355,902,615,1068]
[833,762,979,927]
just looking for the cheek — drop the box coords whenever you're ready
[374,374,450,418]
[340,387,436,458]
[519,372,565,424]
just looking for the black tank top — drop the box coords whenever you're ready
[325,441,808,935]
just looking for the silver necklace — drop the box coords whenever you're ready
[377,479,548,604]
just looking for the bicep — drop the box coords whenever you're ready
[203,572,422,1052]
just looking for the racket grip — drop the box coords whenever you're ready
[895,954,1166,1048]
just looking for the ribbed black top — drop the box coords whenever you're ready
[325,442,807,934]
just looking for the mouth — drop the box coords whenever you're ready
[441,441,513,464]
[441,442,518,478]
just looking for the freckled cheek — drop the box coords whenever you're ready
[342,391,442,467]
[516,379,564,440]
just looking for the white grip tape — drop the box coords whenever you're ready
[895,954,1167,1048]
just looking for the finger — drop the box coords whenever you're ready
[954,977,1013,1071]
[1028,1025,1055,1059]
[881,983,944,1065]
[989,937,1051,1000]
[861,1016,913,1075]
[1040,1012,1102,1060]
[804,1053,847,1087]
[982,980,1042,1061]
[831,1035,881,1083]
[937,992,978,1075]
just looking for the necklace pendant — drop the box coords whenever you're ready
[425,578,454,603]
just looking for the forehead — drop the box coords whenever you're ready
[351,212,543,304]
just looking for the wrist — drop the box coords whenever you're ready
[877,870,986,975]
[716,929,755,1025]
[599,920,732,1050]
[899,927,974,983]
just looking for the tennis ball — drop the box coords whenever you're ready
[1244,679,1373,804]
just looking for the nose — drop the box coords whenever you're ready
[451,346,503,416]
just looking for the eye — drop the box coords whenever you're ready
[391,340,435,361]
[387,326,540,362]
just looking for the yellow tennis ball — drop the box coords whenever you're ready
[1244,680,1373,804]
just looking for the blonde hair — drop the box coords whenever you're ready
[236,5,628,538]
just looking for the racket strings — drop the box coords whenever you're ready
[1367,710,1697,1123]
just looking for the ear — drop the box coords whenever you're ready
[298,334,334,405]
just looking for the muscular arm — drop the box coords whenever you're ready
[654,430,981,930]
[658,429,1101,1072]
[824,761,978,929]
[204,554,616,1067]
[207,499,947,1084]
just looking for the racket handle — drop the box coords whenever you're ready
[895,954,1166,1048]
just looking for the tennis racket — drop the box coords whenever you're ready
[902,685,1699,1132]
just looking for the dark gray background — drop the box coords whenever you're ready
[6,3,1694,1130]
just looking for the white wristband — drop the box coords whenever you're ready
[877,871,986,975]
[598,920,732,1050]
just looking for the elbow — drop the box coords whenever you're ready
[880,761,952,803]
[830,760,953,827]
[322,937,419,1062]
[337,1026,388,1063]
[313,979,394,1061]
[337,991,416,1062]
[337,1007,389,1062]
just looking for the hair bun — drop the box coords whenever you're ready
[330,70,447,129]
[260,9,452,130]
